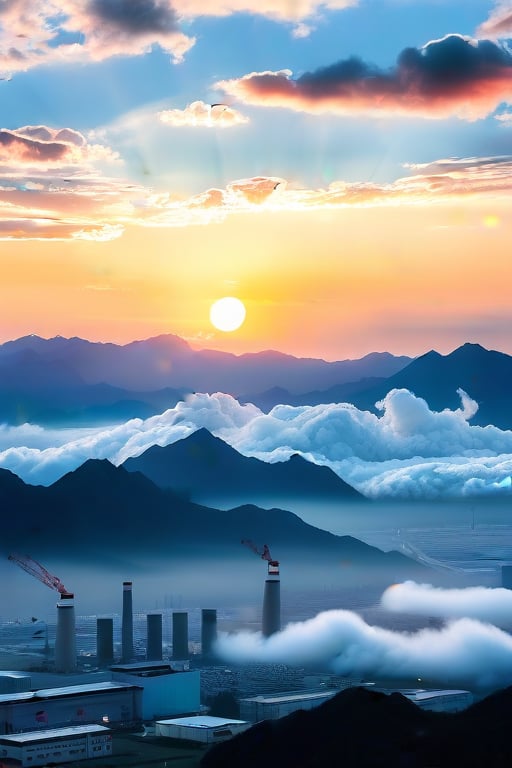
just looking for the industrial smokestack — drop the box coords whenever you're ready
[172,612,189,659]
[262,561,280,637]
[121,581,134,663]
[146,613,163,661]
[96,618,114,667]
[54,593,77,673]
[201,609,217,658]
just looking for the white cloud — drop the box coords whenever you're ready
[0,390,512,498]
[158,101,249,127]
[381,582,512,625]
[215,608,512,690]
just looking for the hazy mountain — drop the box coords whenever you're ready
[0,362,185,426]
[123,427,364,504]
[0,459,426,590]
[0,334,412,400]
[238,377,386,412]
[201,685,512,768]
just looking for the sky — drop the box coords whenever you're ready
[0,0,511,360]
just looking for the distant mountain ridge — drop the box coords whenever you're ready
[0,335,509,429]
[0,334,411,425]
[241,343,512,429]
[123,427,364,504]
[0,458,427,593]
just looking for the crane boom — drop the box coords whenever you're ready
[8,553,72,596]
[241,539,279,567]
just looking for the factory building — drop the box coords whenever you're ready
[0,724,112,767]
[0,682,142,734]
[0,674,31,696]
[155,715,250,744]
[240,689,339,722]
[400,689,473,712]
[110,661,200,720]
[240,687,473,723]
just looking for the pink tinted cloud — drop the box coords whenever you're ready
[0,0,194,75]
[218,34,512,120]
[0,124,137,240]
[174,0,356,22]
[477,3,512,38]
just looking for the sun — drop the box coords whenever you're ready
[209,296,246,332]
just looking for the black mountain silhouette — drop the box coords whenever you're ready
[201,684,512,768]
[123,428,364,504]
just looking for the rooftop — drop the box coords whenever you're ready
[0,724,110,744]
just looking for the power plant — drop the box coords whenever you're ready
[242,540,281,636]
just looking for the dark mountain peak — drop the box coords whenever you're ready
[124,430,364,501]
[0,467,28,490]
[449,342,489,358]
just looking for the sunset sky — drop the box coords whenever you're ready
[1,0,511,360]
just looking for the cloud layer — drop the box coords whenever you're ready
[218,34,512,120]
[1,389,512,498]
[158,101,249,127]
[215,608,512,691]
[382,582,512,625]
[0,0,359,76]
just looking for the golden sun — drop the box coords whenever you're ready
[209,296,246,332]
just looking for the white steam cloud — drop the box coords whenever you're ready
[381,582,512,625]
[0,389,511,497]
[214,608,512,690]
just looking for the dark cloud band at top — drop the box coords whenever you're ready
[218,34,512,120]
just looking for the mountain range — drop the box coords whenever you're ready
[123,427,364,506]
[0,335,509,430]
[201,685,512,768]
[242,343,512,429]
[0,458,427,592]
[0,334,410,425]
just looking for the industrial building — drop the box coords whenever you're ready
[110,661,200,720]
[240,686,473,723]
[155,715,250,744]
[240,689,339,722]
[0,681,142,734]
[400,689,473,712]
[0,724,112,767]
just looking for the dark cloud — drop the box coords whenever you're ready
[87,0,179,34]
[219,34,512,119]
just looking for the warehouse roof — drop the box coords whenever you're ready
[157,716,247,729]
[0,724,110,744]
[0,681,141,705]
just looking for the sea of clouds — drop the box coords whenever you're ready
[0,388,511,497]
[215,604,512,691]
[212,580,512,691]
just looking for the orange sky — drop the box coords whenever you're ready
[0,196,509,360]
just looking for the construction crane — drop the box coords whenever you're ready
[8,553,72,597]
[241,539,280,575]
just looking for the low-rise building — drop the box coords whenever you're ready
[155,715,250,744]
[0,724,111,767]
[240,689,339,722]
